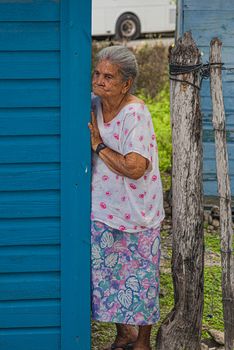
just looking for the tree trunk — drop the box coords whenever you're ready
[210,38,234,350]
[156,32,204,350]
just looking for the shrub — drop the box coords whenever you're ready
[137,84,172,173]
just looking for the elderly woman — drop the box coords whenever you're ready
[88,46,164,350]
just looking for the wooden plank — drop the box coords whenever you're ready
[0,136,59,164]
[202,80,234,97]
[0,245,60,273]
[0,190,59,218]
[0,52,59,79]
[203,111,234,127]
[0,328,60,350]
[0,272,60,300]
[184,11,234,46]
[203,158,234,174]
[0,1,59,21]
[0,163,60,191]
[203,129,234,143]
[0,108,60,136]
[0,218,59,246]
[198,45,234,65]
[60,0,91,349]
[0,80,59,108]
[0,22,59,51]
[204,142,234,161]
[0,300,60,328]
[201,96,234,111]
[184,0,234,10]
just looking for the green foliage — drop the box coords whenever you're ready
[137,84,172,174]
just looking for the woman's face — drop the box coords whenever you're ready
[92,59,130,99]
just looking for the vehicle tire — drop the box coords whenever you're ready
[115,13,140,40]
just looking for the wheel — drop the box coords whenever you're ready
[115,13,140,40]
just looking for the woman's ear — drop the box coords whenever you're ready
[122,78,133,94]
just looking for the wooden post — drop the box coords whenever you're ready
[210,38,234,350]
[156,32,204,350]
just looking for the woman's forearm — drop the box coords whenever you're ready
[98,146,147,180]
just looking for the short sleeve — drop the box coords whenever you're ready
[122,105,156,170]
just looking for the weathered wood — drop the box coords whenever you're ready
[210,38,234,350]
[156,32,204,350]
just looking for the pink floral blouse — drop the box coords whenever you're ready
[91,94,165,233]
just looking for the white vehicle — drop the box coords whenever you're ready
[92,0,176,40]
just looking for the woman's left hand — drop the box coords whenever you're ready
[88,111,103,152]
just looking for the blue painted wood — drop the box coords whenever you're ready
[0,108,60,136]
[60,0,91,349]
[0,1,59,21]
[0,300,60,328]
[0,272,60,300]
[0,80,59,108]
[0,164,60,191]
[0,191,59,218]
[184,11,234,46]
[0,22,59,51]
[184,0,234,10]
[0,328,60,350]
[0,245,60,273]
[0,218,59,246]
[0,136,59,164]
[0,52,59,79]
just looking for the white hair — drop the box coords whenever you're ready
[96,45,139,93]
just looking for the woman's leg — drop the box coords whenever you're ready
[104,323,138,350]
[134,325,152,350]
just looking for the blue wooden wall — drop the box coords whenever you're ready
[0,1,91,349]
[177,0,234,197]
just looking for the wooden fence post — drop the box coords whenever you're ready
[210,38,234,350]
[156,31,204,350]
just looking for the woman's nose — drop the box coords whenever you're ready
[95,75,104,86]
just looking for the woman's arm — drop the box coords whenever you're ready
[88,111,148,180]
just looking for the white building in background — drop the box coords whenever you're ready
[92,0,176,40]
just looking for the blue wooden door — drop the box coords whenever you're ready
[177,0,234,197]
[0,1,91,349]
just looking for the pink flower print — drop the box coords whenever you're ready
[108,214,113,220]
[124,128,129,135]
[129,183,137,190]
[121,196,126,202]
[134,225,138,230]
[157,210,160,216]
[105,191,111,196]
[150,143,154,148]
[140,225,146,229]
[152,175,158,182]
[116,120,121,126]
[149,204,153,211]
[119,225,126,231]
[114,133,119,140]
[104,122,111,128]
[139,135,144,142]
[102,175,109,181]
[137,115,141,121]
[139,193,145,199]
[91,212,94,220]
[144,175,147,180]
[141,211,145,217]
[152,194,156,200]
[100,202,107,209]
[124,213,131,220]
[116,175,119,180]
[138,235,151,258]
[152,134,156,140]
[128,106,134,111]
[129,142,133,148]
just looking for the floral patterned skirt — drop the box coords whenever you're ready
[91,220,161,325]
